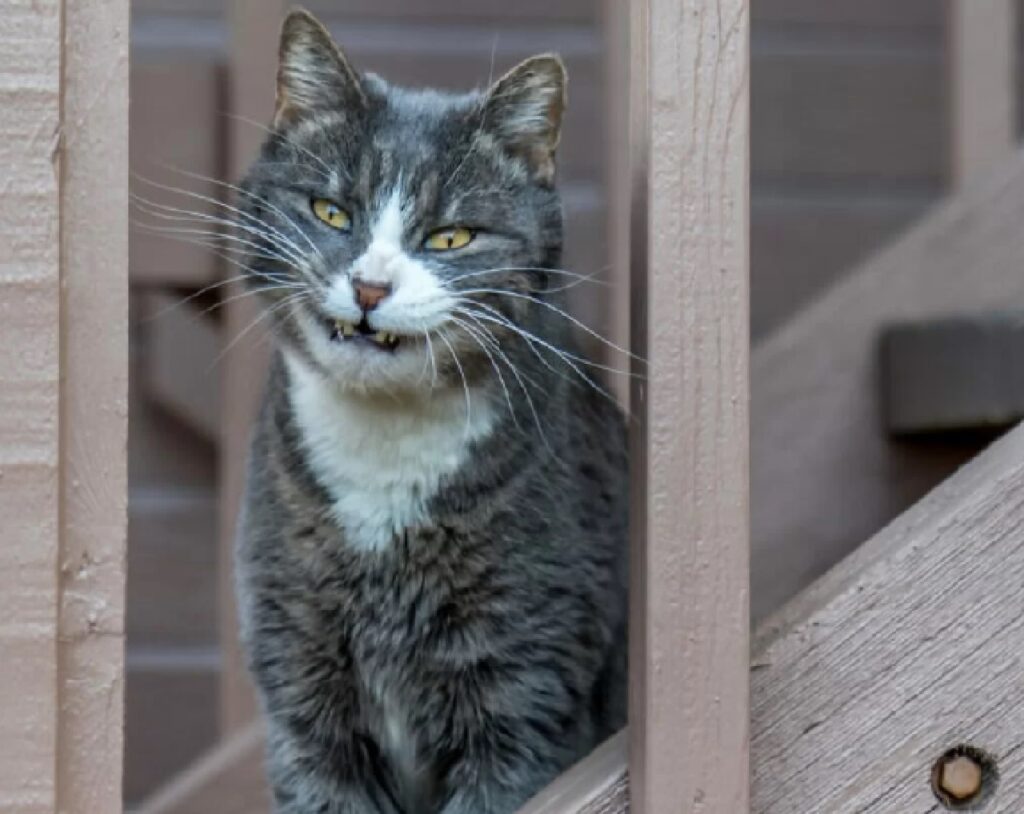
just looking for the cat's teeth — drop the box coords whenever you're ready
[335,320,356,337]
[373,331,389,344]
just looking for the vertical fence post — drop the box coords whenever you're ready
[628,1,750,812]
[949,0,1017,188]
[59,1,130,811]
[218,0,288,735]
[0,0,129,811]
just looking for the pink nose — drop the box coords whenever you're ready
[353,281,391,311]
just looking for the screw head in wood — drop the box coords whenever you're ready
[931,745,997,810]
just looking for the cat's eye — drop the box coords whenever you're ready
[311,198,351,231]
[424,226,475,252]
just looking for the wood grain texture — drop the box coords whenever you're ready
[752,420,1024,812]
[0,1,62,811]
[629,1,750,812]
[58,4,130,813]
[752,148,1024,622]
[949,0,1017,188]
[518,732,628,814]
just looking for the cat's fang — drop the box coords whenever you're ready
[333,320,356,338]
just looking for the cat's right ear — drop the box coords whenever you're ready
[274,9,365,128]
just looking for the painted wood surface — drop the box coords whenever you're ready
[752,419,1024,812]
[0,2,62,810]
[949,0,1017,188]
[0,1,128,812]
[628,1,750,813]
[58,3,130,813]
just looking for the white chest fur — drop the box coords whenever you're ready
[284,354,495,552]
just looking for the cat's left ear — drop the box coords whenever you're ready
[275,9,365,128]
[481,55,567,186]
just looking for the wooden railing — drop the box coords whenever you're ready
[9,1,1024,813]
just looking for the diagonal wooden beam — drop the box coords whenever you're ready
[752,419,1024,812]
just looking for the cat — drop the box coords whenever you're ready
[234,9,629,814]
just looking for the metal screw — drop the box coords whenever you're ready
[931,745,997,810]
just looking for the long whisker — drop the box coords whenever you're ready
[446,265,611,289]
[457,304,620,409]
[462,299,643,381]
[143,273,286,324]
[451,315,555,453]
[456,287,643,362]
[448,315,519,431]
[209,290,308,372]
[435,330,473,440]
[155,163,326,263]
[131,178,310,269]
[133,216,300,269]
[131,192,308,270]
[222,112,346,183]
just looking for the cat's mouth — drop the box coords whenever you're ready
[328,317,401,352]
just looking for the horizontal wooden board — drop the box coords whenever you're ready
[124,666,219,806]
[129,297,217,492]
[751,193,933,338]
[752,422,1024,812]
[753,50,946,184]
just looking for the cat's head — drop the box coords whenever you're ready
[239,8,568,396]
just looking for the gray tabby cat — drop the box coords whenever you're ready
[235,10,628,814]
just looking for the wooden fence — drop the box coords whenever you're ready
[7,0,1024,812]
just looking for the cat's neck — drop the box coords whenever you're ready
[282,351,497,553]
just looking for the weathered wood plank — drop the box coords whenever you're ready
[58,4,130,814]
[753,148,1024,621]
[629,1,750,812]
[752,420,1024,812]
[949,0,1017,188]
[518,733,628,814]
[0,1,62,811]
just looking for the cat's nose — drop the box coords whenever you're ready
[353,280,392,312]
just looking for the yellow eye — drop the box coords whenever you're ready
[311,198,351,230]
[424,226,474,252]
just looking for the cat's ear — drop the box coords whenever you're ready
[274,9,365,127]
[481,55,567,186]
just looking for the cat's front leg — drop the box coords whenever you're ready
[266,724,403,814]
[430,666,594,814]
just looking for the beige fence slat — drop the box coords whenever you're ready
[58,3,130,813]
[752,420,1024,812]
[0,1,62,811]
[218,0,287,735]
[629,1,750,813]
[949,0,1017,188]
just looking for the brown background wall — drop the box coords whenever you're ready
[125,0,990,806]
